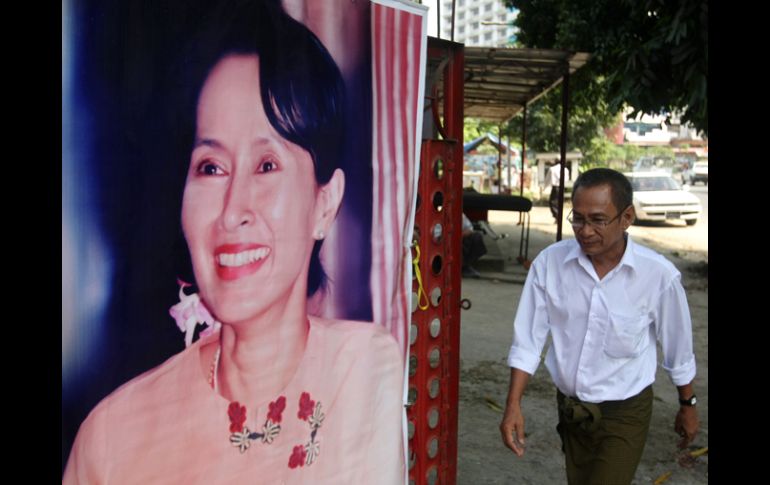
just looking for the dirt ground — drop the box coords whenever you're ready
[455,205,708,484]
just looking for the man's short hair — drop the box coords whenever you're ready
[571,168,633,212]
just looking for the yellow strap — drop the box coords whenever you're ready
[412,242,430,311]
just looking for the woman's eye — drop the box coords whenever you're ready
[196,160,224,176]
[258,159,278,173]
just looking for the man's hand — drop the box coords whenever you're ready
[674,405,699,449]
[500,403,526,456]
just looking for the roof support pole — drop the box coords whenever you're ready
[497,123,503,193]
[506,130,511,194]
[519,105,527,225]
[450,0,456,42]
[556,66,569,241]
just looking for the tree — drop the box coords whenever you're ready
[506,0,708,135]
[503,70,619,158]
[464,118,501,145]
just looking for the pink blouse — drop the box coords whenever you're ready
[64,318,405,484]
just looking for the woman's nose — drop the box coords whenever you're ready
[221,176,254,231]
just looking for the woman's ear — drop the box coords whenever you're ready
[314,168,346,239]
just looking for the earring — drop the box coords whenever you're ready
[317,230,325,240]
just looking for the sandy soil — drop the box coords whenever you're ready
[455,205,708,484]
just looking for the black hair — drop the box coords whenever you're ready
[571,168,633,212]
[177,0,346,296]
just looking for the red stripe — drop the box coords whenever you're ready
[383,5,394,335]
[371,3,425,352]
[396,10,413,352]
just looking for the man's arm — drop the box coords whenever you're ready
[499,368,531,456]
[501,256,550,456]
[655,274,699,449]
[674,382,699,449]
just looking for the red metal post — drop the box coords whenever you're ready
[408,38,463,485]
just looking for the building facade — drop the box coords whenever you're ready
[440,0,517,47]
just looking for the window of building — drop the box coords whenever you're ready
[484,32,492,41]
[470,35,479,44]
[485,3,493,12]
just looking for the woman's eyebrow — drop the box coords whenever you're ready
[193,136,291,152]
[193,137,224,149]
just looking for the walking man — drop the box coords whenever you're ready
[545,160,565,223]
[500,168,699,484]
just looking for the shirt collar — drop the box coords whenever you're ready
[563,233,638,275]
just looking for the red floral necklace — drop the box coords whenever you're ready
[208,341,325,468]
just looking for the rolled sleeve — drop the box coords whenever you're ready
[656,275,697,386]
[507,261,550,375]
[507,345,541,375]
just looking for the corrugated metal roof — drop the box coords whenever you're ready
[460,47,591,123]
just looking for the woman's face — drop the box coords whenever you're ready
[182,54,340,324]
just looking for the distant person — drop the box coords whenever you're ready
[499,168,699,485]
[461,212,487,278]
[544,160,565,222]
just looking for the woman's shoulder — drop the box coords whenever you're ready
[308,316,402,365]
[65,341,206,482]
[83,340,204,423]
[310,315,399,347]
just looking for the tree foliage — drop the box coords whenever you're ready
[506,0,708,135]
[504,68,620,156]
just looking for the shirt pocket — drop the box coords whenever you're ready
[603,312,651,359]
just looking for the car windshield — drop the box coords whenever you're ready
[630,176,681,191]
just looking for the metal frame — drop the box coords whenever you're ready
[408,37,463,485]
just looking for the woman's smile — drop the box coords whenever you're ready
[214,243,272,281]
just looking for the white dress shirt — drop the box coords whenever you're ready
[507,235,696,403]
[545,164,562,189]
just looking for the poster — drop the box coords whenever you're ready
[62,0,426,482]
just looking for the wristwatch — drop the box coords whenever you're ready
[679,395,697,406]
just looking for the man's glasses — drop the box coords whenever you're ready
[567,205,630,231]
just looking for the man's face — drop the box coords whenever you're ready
[570,184,633,259]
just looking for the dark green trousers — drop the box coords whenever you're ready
[556,386,653,485]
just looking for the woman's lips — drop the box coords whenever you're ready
[214,244,271,280]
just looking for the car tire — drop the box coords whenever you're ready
[685,219,697,226]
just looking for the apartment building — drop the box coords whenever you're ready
[439,0,517,46]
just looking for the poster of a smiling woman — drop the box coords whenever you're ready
[62,0,427,482]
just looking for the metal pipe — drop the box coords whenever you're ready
[506,131,511,194]
[519,105,527,225]
[556,66,569,242]
[521,105,527,198]
[451,0,456,42]
[498,123,503,193]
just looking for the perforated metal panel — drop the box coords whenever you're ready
[408,38,463,485]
